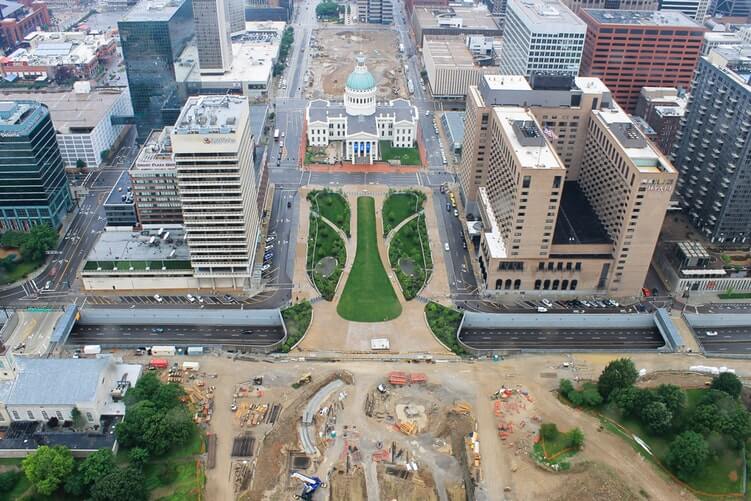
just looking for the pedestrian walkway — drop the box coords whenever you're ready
[304,163,420,174]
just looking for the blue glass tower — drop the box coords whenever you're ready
[0,101,72,231]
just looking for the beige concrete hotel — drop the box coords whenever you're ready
[459,74,676,297]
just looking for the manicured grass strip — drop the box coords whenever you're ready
[281,301,312,352]
[337,197,401,322]
[425,301,465,355]
[382,191,425,236]
[379,141,420,165]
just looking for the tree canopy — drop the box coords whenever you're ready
[666,431,709,481]
[711,372,743,399]
[90,467,147,501]
[22,445,75,495]
[19,224,58,262]
[597,358,638,400]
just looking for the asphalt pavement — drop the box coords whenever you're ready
[69,323,285,347]
[694,326,751,355]
[459,327,665,351]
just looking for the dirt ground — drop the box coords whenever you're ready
[305,28,407,100]
[103,351,751,500]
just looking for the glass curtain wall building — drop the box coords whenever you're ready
[0,101,72,231]
[119,0,194,140]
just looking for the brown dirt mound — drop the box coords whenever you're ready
[549,462,640,501]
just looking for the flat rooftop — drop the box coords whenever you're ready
[122,0,188,22]
[424,36,476,66]
[442,111,465,147]
[482,74,610,95]
[414,5,500,30]
[0,87,127,134]
[131,128,175,171]
[583,9,701,27]
[508,0,585,32]
[3,31,114,68]
[708,46,751,88]
[553,181,611,245]
[86,226,190,262]
[594,108,676,173]
[493,107,563,169]
[104,170,133,207]
[173,95,248,135]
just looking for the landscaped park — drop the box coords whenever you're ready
[384,191,432,300]
[336,196,402,322]
[559,358,751,497]
[306,190,349,301]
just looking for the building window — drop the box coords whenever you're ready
[513,279,521,290]
[543,279,551,290]
[522,176,531,188]
[561,280,569,290]
[505,279,512,290]
[495,279,502,290]
[11,411,19,420]
[41,411,49,420]
[552,280,560,290]
[27,411,34,420]
[570,280,578,290]
[534,279,541,290]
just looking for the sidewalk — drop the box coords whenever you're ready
[304,163,420,174]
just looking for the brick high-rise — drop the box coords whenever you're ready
[579,9,704,113]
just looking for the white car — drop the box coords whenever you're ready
[706,331,719,336]
[444,243,450,251]
[537,307,548,313]
[186,294,196,303]
[153,294,163,303]
[261,264,271,272]
[541,299,553,308]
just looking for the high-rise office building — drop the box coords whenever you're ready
[579,9,704,113]
[499,0,586,77]
[657,0,709,20]
[0,101,72,232]
[672,46,751,245]
[171,96,260,289]
[228,0,246,33]
[634,87,686,155]
[459,74,677,296]
[193,0,233,73]
[119,0,194,139]
[129,128,183,225]
[357,0,393,24]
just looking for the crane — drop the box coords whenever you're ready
[290,471,325,500]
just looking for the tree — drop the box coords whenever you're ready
[568,428,585,450]
[22,445,75,496]
[540,423,559,441]
[90,467,147,501]
[0,470,21,492]
[597,358,638,401]
[19,224,58,262]
[666,431,709,481]
[711,372,743,399]
[641,401,673,435]
[720,407,751,448]
[656,384,686,417]
[128,447,149,470]
[79,449,116,488]
[0,254,16,271]
[558,378,574,397]
[580,387,604,407]
[75,158,87,169]
[0,230,25,248]
[71,406,86,431]
[613,386,642,417]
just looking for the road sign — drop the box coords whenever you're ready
[45,250,62,255]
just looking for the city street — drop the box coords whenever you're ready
[459,326,666,351]
[69,323,284,347]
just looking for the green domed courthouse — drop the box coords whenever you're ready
[306,55,419,164]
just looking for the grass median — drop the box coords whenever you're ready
[337,197,401,322]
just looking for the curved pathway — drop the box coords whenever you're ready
[315,213,355,301]
[384,209,424,247]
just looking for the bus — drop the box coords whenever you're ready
[273,129,280,141]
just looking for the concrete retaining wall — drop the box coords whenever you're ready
[78,308,282,327]
[684,313,751,328]
[461,312,655,329]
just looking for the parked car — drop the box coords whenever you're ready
[186,294,196,303]
[444,243,450,251]
[541,299,553,308]
[153,294,163,303]
[706,331,718,336]
[261,264,271,272]
[151,327,164,333]
[537,307,548,313]
[453,209,459,217]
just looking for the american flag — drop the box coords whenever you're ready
[542,127,558,141]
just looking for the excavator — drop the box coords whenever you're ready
[291,471,325,500]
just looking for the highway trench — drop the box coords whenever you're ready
[69,324,285,346]
[459,327,665,350]
[695,327,751,354]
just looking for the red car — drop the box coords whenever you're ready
[641,287,652,297]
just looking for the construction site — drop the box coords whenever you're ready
[304,29,409,100]
[118,351,751,501]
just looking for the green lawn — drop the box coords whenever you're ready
[719,291,751,299]
[599,388,743,496]
[389,214,432,300]
[337,197,402,322]
[425,302,465,355]
[281,301,312,352]
[382,191,425,236]
[308,190,350,236]
[379,141,421,166]
[142,429,205,500]
[307,214,346,301]
[0,258,43,285]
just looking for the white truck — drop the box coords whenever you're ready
[83,345,101,355]
[407,79,414,94]
[151,345,176,356]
